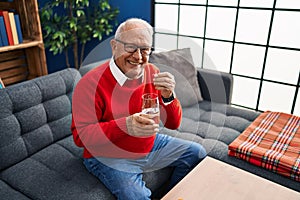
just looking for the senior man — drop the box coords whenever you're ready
[71,18,206,200]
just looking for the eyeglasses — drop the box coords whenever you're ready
[115,39,153,55]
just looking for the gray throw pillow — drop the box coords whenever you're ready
[149,48,203,107]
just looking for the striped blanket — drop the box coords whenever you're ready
[228,111,300,181]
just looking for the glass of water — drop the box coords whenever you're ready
[141,93,160,124]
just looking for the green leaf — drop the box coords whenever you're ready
[70,21,75,28]
[77,10,85,17]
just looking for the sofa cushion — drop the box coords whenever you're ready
[160,100,259,164]
[0,69,81,170]
[0,136,171,200]
[149,48,203,107]
[197,68,233,104]
[0,180,30,200]
[0,136,114,200]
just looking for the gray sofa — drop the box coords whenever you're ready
[0,65,299,199]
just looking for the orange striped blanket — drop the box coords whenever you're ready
[228,111,300,181]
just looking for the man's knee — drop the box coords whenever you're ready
[188,143,207,166]
[196,143,207,159]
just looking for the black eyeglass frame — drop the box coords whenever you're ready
[115,39,154,55]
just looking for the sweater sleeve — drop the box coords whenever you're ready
[160,97,182,130]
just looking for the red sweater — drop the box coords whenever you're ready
[71,61,182,159]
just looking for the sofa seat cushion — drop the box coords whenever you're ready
[0,136,171,200]
[0,180,31,200]
[0,136,115,200]
[160,100,259,157]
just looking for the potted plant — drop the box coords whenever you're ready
[40,0,119,69]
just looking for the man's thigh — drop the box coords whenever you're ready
[83,158,151,200]
[144,134,206,171]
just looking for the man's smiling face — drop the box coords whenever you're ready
[111,27,152,79]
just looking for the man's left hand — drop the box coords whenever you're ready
[153,72,175,98]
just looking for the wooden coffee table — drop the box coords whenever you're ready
[162,157,300,200]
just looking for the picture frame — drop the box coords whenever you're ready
[0,78,5,89]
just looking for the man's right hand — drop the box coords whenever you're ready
[126,113,159,137]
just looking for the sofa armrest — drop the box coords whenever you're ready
[197,68,233,104]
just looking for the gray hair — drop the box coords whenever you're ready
[114,18,153,40]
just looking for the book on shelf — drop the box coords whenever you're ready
[8,12,18,45]
[0,17,3,46]
[0,33,3,47]
[14,14,23,44]
[0,10,14,45]
[0,16,8,46]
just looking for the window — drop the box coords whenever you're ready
[206,7,236,40]
[179,5,206,37]
[235,9,272,45]
[153,0,300,115]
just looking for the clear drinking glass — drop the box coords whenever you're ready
[141,93,160,124]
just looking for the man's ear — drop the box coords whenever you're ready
[110,39,117,53]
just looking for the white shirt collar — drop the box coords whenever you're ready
[109,58,127,86]
[109,57,144,86]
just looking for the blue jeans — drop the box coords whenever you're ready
[83,134,207,200]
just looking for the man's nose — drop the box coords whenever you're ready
[132,48,143,59]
